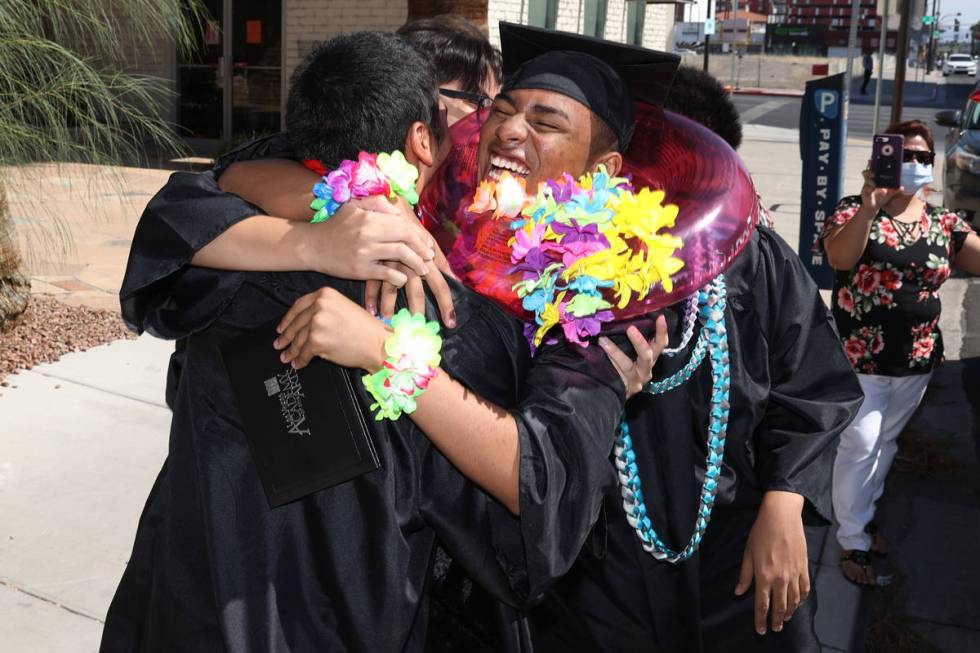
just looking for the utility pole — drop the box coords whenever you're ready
[843,0,862,107]
[872,0,889,136]
[890,0,913,126]
[730,1,739,87]
[926,0,938,73]
[703,0,713,72]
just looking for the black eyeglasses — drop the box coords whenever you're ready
[439,87,493,110]
[903,149,935,165]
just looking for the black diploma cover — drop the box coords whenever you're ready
[221,320,380,507]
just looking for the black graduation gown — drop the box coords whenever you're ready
[104,143,626,652]
[528,227,864,653]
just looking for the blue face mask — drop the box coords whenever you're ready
[901,161,933,194]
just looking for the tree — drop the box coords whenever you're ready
[407,0,488,31]
[0,0,204,329]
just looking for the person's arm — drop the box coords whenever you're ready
[217,158,318,221]
[822,163,901,270]
[955,232,980,275]
[271,286,666,516]
[199,159,461,323]
[951,218,980,275]
[737,227,864,634]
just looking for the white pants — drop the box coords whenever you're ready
[833,372,933,551]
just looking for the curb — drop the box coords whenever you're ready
[729,87,805,98]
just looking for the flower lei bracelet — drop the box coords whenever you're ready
[362,309,442,421]
[308,150,420,223]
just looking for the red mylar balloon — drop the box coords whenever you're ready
[417,103,758,321]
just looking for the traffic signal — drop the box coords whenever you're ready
[954,18,960,32]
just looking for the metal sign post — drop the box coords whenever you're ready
[799,73,847,289]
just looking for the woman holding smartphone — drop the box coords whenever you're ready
[821,120,980,586]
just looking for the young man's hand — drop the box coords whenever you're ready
[598,316,668,399]
[363,247,458,329]
[273,287,389,372]
[735,490,810,635]
[311,196,437,284]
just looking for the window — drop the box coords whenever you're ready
[584,0,608,38]
[528,0,558,30]
[626,0,645,45]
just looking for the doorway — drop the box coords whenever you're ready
[177,0,282,146]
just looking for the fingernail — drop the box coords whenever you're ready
[598,337,611,348]
[366,304,377,316]
[773,625,782,633]
[273,338,281,350]
[757,627,766,636]
[276,324,284,334]
[447,309,457,328]
[428,247,436,259]
[280,352,288,363]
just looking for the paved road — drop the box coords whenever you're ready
[732,95,951,141]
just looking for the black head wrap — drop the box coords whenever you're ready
[502,50,636,150]
[498,22,680,151]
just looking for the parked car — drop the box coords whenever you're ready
[935,87,980,224]
[942,53,977,77]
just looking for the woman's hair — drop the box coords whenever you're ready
[885,119,935,153]
[397,15,502,95]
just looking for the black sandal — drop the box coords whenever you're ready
[840,549,877,588]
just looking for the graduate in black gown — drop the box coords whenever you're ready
[102,32,637,653]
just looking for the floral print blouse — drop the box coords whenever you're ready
[821,196,975,376]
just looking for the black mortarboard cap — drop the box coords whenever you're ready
[499,22,680,150]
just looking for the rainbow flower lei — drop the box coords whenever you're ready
[362,309,442,421]
[310,150,420,223]
[468,167,684,351]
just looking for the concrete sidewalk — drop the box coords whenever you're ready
[0,336,173,651]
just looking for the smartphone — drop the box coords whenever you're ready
[872,134,904,189]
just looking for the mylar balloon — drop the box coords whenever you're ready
[417,103,757,322]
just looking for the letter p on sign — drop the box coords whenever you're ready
[814,89,839,119]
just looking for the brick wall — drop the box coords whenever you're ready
[485,1,674,50]
[554,1,580,33]
[284,0,407,82]
[487,0,527,46]
[642,4,673,52]
[603,0,627,42]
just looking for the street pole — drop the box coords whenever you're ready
[927,0,937,73]
[731,1,739,87]
[843,0,862,107]
[890,0,913,126]
[703,0,713,72]
[872,0,889,136]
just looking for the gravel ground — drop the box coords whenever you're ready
[0,295,134,383]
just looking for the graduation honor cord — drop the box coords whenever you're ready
[614,275,730,563]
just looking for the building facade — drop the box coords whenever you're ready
[137,0,676,150]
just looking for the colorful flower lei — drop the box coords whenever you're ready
[362,309,442,421]
[310,151,420,223]
[468,167,684,350]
